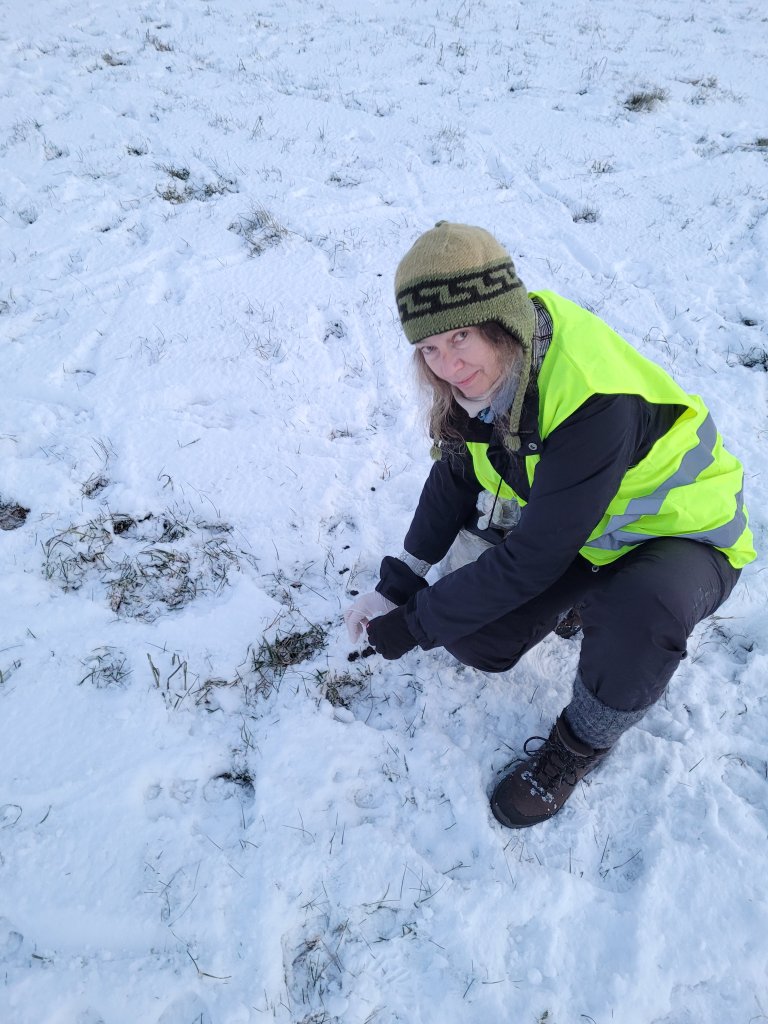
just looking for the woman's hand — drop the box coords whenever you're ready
[366,606,419,660]
[344,592,396,642]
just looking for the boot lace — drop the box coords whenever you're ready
[523,732,587,791]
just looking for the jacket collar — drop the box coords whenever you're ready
[450,382,543,456]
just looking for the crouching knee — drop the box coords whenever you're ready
[444,637,521,674]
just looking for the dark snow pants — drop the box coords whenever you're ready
[445,538,740,713]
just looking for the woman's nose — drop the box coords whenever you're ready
[442,351,464,376]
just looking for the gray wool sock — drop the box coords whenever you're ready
[564,674,648,750]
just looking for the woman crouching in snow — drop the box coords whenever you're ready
[344,221,755,829]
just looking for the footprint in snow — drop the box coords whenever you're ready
[203,772,256,827]
[353,787,384,810]
[0,917,24,964]
[721,756,768,821]
[0,804,22,829]
[143,780,198,821]
[144,773,256,826]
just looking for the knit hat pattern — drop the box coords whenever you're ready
[395,222,536,452]
[394,221,536,349]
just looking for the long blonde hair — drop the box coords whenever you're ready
[412,322,524,445]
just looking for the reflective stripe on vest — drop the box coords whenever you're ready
[465,292,755,570]
[583,413,749,554]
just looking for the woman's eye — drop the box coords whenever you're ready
[454,331,469,345]
[421,346,436,357]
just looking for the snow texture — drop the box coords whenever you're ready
[1,0,767,1022]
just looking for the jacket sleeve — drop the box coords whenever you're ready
[375,445,482,605]
[403,445,483,562]
[403,394,652,649]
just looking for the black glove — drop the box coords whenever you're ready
[366,604,419,661]
[376,556,429,605]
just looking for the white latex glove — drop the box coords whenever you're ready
[344,591,396,642]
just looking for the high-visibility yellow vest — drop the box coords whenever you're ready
[466,290,755,569]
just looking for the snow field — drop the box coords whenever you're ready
[1,0,767,1021]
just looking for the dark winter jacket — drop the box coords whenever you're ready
[377,385,683,651]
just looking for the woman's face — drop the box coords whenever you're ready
[415,326,505,399]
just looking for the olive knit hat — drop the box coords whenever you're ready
[395,221,536,451]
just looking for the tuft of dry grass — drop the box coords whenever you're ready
[229,204,289,256]
[572,205,599,223]
[42,509,253,620]
[318,665,372,708]
[623,87,668,112]
[0,500,29,531]
[80,647,131,689]
[252,625,328,676]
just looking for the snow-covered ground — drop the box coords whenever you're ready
[1,0,767,1021]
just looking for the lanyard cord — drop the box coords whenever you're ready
[485,473,504,528]
[493,471,505,520]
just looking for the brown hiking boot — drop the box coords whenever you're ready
[553,606,582,639]
[490,715,610,828]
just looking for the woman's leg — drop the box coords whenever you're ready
[491,539,741,828]
[444,555,595,672]
[574,538,740,711]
